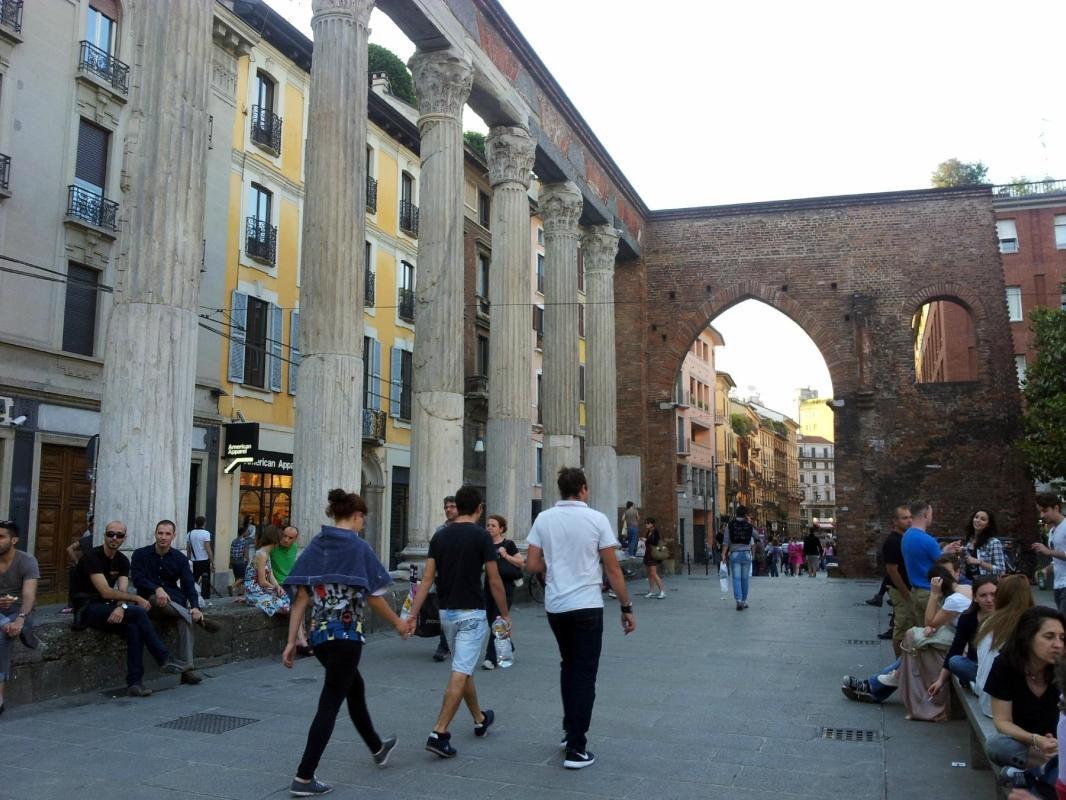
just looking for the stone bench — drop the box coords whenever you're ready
[950,675,998,773]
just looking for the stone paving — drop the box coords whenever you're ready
[1,573,997,800]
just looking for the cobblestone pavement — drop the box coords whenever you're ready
[1,572,995,799]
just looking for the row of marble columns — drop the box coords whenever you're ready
[92,0,621,551]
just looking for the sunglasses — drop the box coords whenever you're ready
[105,532,127,539]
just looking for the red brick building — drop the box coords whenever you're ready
[913,300,977,383]
[992,180,1066,383]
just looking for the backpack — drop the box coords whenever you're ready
[728,518,754,546]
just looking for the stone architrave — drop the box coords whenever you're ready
[405,49,473,556]
[581,225,621,523]
[291,0,375,543]
[94,1,213,549]
[539,182,583,510]
[485,126,536,543]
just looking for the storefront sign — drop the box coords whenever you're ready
[242,450,293,475]
[224,422,259,458]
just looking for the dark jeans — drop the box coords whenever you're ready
[484,582,515,665]
[192,559,212,599]
[83,601,171,687]
[297,639,382,780]
[547,607,603,753]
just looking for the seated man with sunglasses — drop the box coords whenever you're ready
[71,520,187,696]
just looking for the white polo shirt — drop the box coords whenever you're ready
[527,500,619,614]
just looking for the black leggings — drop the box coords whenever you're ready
[296,639,382,779]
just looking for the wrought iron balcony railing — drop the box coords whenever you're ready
[78,40,129,95]
[364,269,375,308]
[245,216,277,265]
[397,287,415,323]
[0,153,10,193]
[366,176,377,214]
[993,178,1066,199]
[399,200,419,237]
[362,408,386,442]
[67,185,118,231]
[250,105,283,154]
[0,0,23,34]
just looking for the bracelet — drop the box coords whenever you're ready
[1032,733,1039,748]
[620,604,633,614]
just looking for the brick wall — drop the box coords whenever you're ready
[618,187,1035,575]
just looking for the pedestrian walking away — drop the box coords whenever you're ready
[282,489,407,797]
[803,526,823,578]
[621,501,640,559]
[721,506,756,610]
[405,485,511,759]
[527,467,636,770]
[641,518,665,599]
[186,516,214,601]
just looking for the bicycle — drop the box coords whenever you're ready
[527,572,545,604]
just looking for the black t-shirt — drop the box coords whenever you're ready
[984,653,1060,736]
[71,546,130,601]
[485,538,520,586]
[428,522,497,610]
[882,531,910,588]
[803,533,822,556]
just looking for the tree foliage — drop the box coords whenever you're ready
[368,43,416,105]
[731,413,754,438]
[930,158,989,188]
[464,131,486,161]
[1020,308,1066,482]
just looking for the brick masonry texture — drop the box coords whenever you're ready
[617,187,1036,575]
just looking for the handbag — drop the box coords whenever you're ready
[651,542,670,561]
[497,558,523,582]
[415,591,441,638]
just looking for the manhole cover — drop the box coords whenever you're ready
[821,727,878,742]
[157,713,259,734]
[843,639,880,646]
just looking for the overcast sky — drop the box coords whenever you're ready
[264,0,1062,415]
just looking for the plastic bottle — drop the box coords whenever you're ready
[492,616,513,668]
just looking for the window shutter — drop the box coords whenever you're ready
[288,310,300,395]
[371,339,382,411]
[227,290,248,383]
[390,346,402,418]
[75,120,109,191]
[268,304,284,391]
[62,264,99,356]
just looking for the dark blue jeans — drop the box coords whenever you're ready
[83,601,172,687]
[547,607,603,753]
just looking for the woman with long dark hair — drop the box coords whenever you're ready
[964,509,1007,578]
[282,489,409,797]
[482,514,523,670]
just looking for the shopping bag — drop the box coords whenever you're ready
[719,561,729,595]
[415,591,441,638]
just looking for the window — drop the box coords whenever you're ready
[243,297,269,388]
[476,252,490,315]
[822,447,828,458]
[87,4,117,55]
[536,372,543,425]
[245,183,275,263]
[997,220,1019,254]
[536,253,545,294]
[1055,215,1066,250]
[532,305,544,340]
[75,119,109,194]
[251,72,281,153]
[579,363,585,402]
[62,263,99,356]
[577,248,584,292]
[1006,286,1023,322]
[478,191,490,228]
[578,303,585,338]
[254,71,275,114]
[390,348,413,421]
[535,443,543,486]
[398,261,415,322]
[476,335,489,376]
[363,336,382,410]
[364,241,374,307]
[799,474,805,483]
[823,474,830,484]
[400,172,418,236]
[1015,354,1027,386]
[226,291,282,390]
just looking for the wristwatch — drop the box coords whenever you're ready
[119,603,128,610]
[620,604,633,614]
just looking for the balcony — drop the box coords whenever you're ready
[399,200,419,237]
[994,178,1066,199]
[362,408,386,443]
[0,153,9,194]
[0,0,22,36]
[250,105,282,154]
[398,287,415,323]
[245,216,277,265]
[366,176,377,214]
[67,185,118,231]
[78,40,129,95]
[364,269,375,308]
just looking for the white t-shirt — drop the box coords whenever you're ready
[187,528,212,562]
[942,592,972,615]
[527,500,619,614]
[1050,519,1066,589]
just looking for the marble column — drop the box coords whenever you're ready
[405,49,473,556]
[94,1,213,550]
[582,225,621,523]
[292,0,374,544]
[539,182,583,510]
[485,126,536,543]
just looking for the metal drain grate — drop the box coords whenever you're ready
[843,639,880,646]
[822,727,878,743]
[157,712,259,734]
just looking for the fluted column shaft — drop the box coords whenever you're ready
[405,50,473,555]
[539,182,583,509]
[485,126,536,543]
[95,1,213,549]
[292,0,374,543]
[582,226,621,522]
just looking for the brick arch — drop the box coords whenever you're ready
[903,281,990,324]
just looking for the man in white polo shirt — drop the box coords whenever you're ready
[526,467,636,770]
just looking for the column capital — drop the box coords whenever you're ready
[311,0,374,27]
[539,181,583,236]
[580,225,621,273]
[409,49,473,123]
[486,125,535,189]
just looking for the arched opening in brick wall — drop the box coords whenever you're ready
[912,298,979,383]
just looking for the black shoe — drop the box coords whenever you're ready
[865,596,883,607]
[997,766,1028,789]
[474,709,494,737]
[127,684,153,697]
[373,735,397,767]
[198,616,222,634]
[18,629,39,650]
[432,645,449,662]
[563,749,596,769]
[425,731,457,758]
[180,669,204,685]
[877,629,893,640]
[290,777,333,796]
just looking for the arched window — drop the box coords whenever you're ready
[912,299,977,383]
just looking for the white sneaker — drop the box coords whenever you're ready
[481,659,496,671]
[606,590,617,599]
[656,591,665,599]
[644,592,657,598]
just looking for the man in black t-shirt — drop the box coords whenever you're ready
[880,505,914,656]
[406,486,511,759]
[73,520,186,696]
